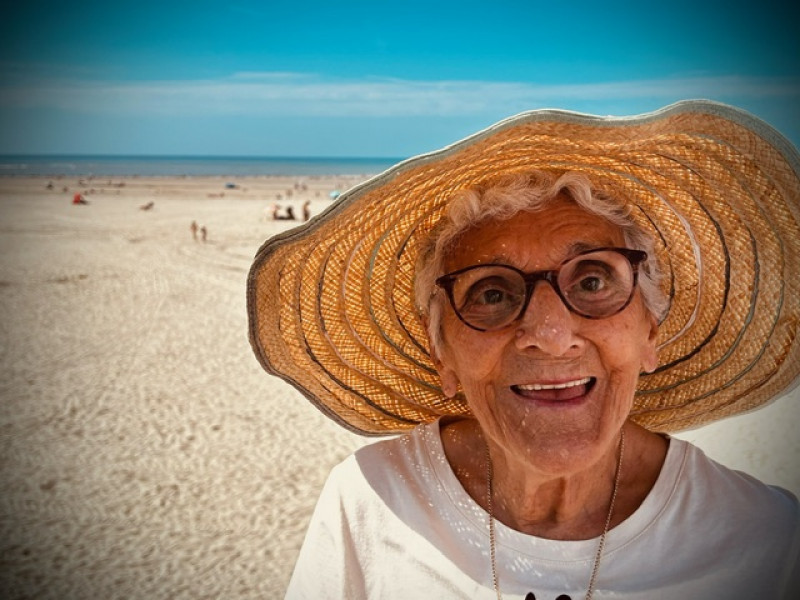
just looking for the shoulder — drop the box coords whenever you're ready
[323,420,444,503]
[641,439,800,595]
[665,438,800,550]
[352,419,439,468]
[675,438,798,515]
[315,420,466,540]
[600,439,800,598]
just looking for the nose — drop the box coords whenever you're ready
[514,281,580,356]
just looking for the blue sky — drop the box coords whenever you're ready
[1,0,798,157]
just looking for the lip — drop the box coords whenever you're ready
[510,376,596,405]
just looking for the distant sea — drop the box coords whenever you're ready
[0,155,404,177]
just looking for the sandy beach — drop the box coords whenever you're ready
[1,175,798,599]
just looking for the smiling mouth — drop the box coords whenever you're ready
[511,377,596,402]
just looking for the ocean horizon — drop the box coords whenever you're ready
[0,154,405,177]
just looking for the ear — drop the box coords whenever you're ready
[640,311,659,374]
[422,314,461,398]
[436,363,461,398]
[433,353,461,398]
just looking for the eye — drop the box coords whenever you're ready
[447,266,527,328]
[569,262,613,292]
[578,274,606,293]
[483,289,504,303]
[556,250,638,318]
[463,278,517,307]
[561,259,627,306]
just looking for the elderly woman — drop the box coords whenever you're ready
[247,101,800,599]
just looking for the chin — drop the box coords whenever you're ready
[497,416,610,474]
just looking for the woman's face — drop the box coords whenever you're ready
[432,196,659,475]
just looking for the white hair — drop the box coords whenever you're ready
[414,171,668,355]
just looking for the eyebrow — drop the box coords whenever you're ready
[482,242,614,266]
[566,241,606,255]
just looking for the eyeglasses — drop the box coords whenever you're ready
[435,247,648,331]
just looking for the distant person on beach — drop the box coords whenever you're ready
[200,225,207,243]
[272,205,296,221]
[248,102,800,599]
[72,192,88,205]
[302,200,311,221]
[190,221,198,241]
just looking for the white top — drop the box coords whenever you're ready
[285,420,800,599]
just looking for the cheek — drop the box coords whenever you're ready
[441,321,507,387]
[603,304,652,357]
[451,345,504,387]
[605,368,639,415]
[596,320,649,403]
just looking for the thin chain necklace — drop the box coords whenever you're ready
[485,429,625,600]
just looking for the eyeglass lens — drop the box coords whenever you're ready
[448,249,638,330]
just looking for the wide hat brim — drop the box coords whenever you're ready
[247,100,800,435]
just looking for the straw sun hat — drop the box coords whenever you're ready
[247,100,800,435]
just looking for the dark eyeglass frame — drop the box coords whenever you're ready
[434,247,648,331]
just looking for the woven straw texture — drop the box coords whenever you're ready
[248,101,800,435]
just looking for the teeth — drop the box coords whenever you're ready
[517,377,591,391]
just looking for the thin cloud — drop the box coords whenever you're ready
[1,73,798,118]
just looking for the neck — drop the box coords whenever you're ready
[440,417,660,541]
[488,429,623,540]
